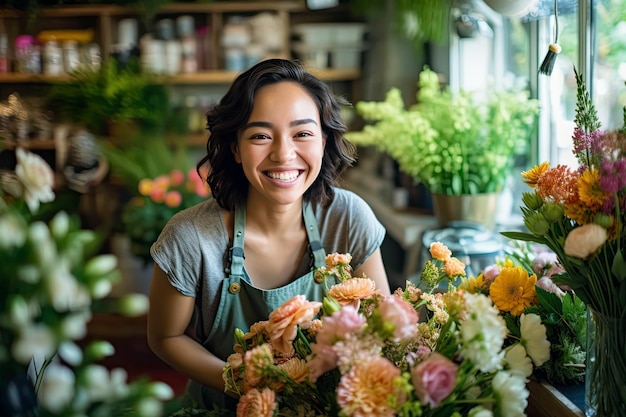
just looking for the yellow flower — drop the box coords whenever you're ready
[489,266,537,316]
[458,274,484,294]
[521,162,550,187]
[578,168,609,209]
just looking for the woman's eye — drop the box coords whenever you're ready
[250,133,270,140]
[296,131,313,138]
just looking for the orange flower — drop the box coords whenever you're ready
[236,387,277,417]
[536,165,579,204]
[328,278,378,306]
[443,258,466,278]
[266,295,322,355]
[489,266,537,316]
[429,242,451,262]
[277,357,309,383]
[336,356,406,417]
[326,253,353,268]
[521,162,550,187]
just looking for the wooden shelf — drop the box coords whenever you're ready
[0,68,360,85]
[2,139,57,150]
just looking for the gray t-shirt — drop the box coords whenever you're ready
[150,187,385,341]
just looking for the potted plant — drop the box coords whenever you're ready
[46,58,170,137]
[345,66,540,227]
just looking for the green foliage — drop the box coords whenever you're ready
[346,66,540,195]
[46,58,170,136]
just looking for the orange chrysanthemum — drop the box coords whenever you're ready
[277,357,309,383]
[489,266,537,316]
[336,356,406,417]
[429,242,452,262]
[522,162,550,187]
[536,165,579,204]
[236,387,277,417]
[328,278,378,305]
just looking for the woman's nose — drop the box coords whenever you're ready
[269,137,296,162]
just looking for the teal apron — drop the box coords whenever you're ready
[184,201,329,409]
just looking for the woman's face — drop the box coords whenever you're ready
[233,81,325,207]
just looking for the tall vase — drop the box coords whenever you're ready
[585,308,626,417]
[430,192,499,231]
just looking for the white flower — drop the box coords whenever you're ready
[37,363,75,413]
[468,406,494,417]
[49,211,70,239]
[8,296,30,326]
[82,364,112,402]
[109,368,130,398]
[520,313,551,366]
[59,313,90,340]
[0,212,26,249]
[460,293,507,372]
[59,341,83,366]
[45,261,81,312]
[15,147,55,213]
[564,224,607,259]
[147,381,175,400]
[504,343,533,378]
[12,324,56,364]
[118,294,150,317]
[135,398,164,417]
[18,264,40,284]
[493,371,529,417]
[91,278,113,299]
[29,221,56,266]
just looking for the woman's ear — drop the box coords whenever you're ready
[231,143,241,163]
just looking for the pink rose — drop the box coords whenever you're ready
[411,353,458,408]
[315,305,365,346]
[536,276,566,298]
[482,264,501,283]
[378,295,419,341]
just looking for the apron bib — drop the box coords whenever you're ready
[185,201,328,409]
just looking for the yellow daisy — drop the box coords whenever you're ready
[489,266,537,316]
[578,168,609,209]
[521,162,550,187]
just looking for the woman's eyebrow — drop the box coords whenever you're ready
[242,118,318,130]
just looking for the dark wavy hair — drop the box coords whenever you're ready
[197,58,357,210]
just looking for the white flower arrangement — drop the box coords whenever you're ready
[0,147,173,416]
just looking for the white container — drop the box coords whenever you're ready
[334,23,368,46]
[164,40,182,75]
[331,47,362,69]
[43,39,63,75]
[62,40,80,73]
[292,41,328,69]
[292,23,335,48]
[118,18,138,49]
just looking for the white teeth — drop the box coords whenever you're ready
[267,171,299,181]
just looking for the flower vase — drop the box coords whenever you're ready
[430,192,499,231]
[585,308,626,417]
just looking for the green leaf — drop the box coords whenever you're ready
[535,286,563,316]
[611,250,626,282]
[500,231,548,245]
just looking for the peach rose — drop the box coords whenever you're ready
[564,224,607,259]
[266,295,322,355]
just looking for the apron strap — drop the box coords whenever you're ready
[303,201,326,269]
[227,201,326,278]
[226,204,247,279]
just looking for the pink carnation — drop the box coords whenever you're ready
[378,295,419,341]
[411,353,458,409]
[315,305,366,346]
[482,264,501,283]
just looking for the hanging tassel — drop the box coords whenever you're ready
[539,0,560,76]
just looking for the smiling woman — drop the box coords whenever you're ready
[145,58,391,412]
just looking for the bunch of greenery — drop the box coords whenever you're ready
[46,58,170,136]
[346,66,540,195]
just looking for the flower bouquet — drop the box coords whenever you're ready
[174,244,550,417]
[0,148,174,416]
[501,69,626,417]
[121,168,210,263]
[457,246,587,386]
